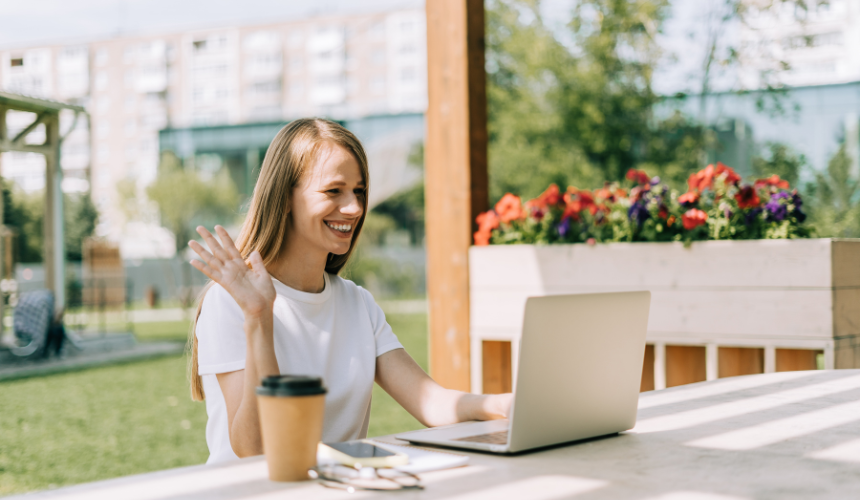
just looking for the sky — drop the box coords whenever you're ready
[0,0,423,49]
[0,0,707,95]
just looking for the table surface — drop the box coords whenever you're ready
[12,370,860,500]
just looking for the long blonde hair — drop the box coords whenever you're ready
[188,118,370,401]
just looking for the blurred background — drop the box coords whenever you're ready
[1,0,859,495]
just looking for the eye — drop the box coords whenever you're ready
[327,188,340,194]
[354,188,367,197]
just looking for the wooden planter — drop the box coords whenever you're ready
[469,239,860,394]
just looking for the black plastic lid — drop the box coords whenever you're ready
[256,375,327,397]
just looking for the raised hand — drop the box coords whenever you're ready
[188,225,276,317]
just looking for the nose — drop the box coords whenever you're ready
[341,192,363,218]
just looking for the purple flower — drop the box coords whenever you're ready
[744,207,763,225]
[724,207,733,219]
[795,208,807,223]
[557,217,571,237]
[628,202,650,226]
[765,193,788,222]
[650,176,662,186]
[791,191,803,208]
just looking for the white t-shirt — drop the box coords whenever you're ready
[195,272,404,464]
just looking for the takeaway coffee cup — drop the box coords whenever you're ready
[256,375,327,482]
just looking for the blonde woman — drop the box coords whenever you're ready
[188,118,512,463]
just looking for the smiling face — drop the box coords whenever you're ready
[287,142,366,259]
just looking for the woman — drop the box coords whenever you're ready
[189,118,512,464]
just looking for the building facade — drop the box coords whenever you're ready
[740,0,860,88]
[0,8,427,255]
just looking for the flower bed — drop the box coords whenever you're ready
[474,164,810,246]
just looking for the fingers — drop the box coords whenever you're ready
[248,250,267,274]
[188,240,216,266]
[196,226,231,262]
[189,258,218,281]
[214,225,243,259]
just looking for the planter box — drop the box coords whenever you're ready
[469,238,860,394]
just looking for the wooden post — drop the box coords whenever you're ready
[425,0,488,391]
[43,113,65,312]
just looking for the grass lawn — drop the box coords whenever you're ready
[0,313,428,497]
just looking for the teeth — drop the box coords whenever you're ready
[326,222,352,233]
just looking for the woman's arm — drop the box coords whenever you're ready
[190,226,279,457]
[375,348,512,427]
[215,313,279,457]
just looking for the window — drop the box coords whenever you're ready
[371,50,385,65]
[97,122,110,138]
[96,49,109,66]
[193,40,207,51]
[96,72,108,91]
[125,119,137,137]
[125,95,136,112]
[371,76,385,94]
[124,70,135,88]
[401,67,416,83]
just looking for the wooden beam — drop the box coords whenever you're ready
[11,111,49,146]
[43,114,65,312]
[425,0,489,391]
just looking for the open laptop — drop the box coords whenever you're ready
[396,291,651,454]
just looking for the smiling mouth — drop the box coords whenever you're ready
[325,221,353,234]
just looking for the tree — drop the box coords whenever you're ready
[2,180,98,263]
[146,151,241,306]
[805,145,860,238]
[486,0,713,199]
[146,151,241,255]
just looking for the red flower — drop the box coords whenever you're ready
[658,205,668,219]
[525,184,562,220]
[535,184,562,206]
[626,169,651,185]
[735,185,761,209]
[754,174,790,190]
[682,208,708,230]
[594,187,614,202]
[494,193,525,223]
[715,162,741,186]
[667,215,676,226]
[614,188,628,199]
[473,210,500,246]
[678,191,699,205]
[561,189,596,220]
[688,164,715,192]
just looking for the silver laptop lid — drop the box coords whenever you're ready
[507,291,651,452]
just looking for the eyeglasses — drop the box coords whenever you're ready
[310,464,424,492]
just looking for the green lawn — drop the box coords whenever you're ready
[0,313,428,497]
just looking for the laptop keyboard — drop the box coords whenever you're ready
[453,430,509,445]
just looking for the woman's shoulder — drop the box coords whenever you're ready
[328,273,375,306]
[199,283,243,317]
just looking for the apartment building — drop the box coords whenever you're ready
[739,0,860,88]
[0,8,427,253]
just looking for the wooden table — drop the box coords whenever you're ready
[12,370,860,500]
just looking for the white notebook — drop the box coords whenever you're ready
[367,440,470,474]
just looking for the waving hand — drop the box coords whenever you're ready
[188,225,276,316]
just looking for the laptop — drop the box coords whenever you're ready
[396,291,651,454]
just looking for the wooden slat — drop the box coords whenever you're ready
[482,340,512,394]
[666,345,707,388]
[641,344,655,392]
[425,0,488,391]
[718,347,764,378]
[776,348,821,372]
[470,241,838,290]
[472,289,835,340]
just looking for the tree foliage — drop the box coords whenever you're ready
[2,180,98,263]
[146,152,241,252]
[486,0,711,202]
